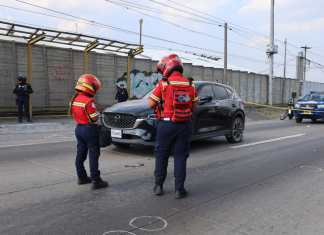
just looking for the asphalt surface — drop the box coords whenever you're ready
[1,119,324,235]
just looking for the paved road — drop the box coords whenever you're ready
[1,120,324,235]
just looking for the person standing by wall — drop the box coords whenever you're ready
[148,54,198,199]
[13,76,33,123]
[115,83,129,102]
[70,74,108,190]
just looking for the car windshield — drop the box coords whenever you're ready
[300,93,324,101]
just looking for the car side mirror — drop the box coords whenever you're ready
[199,96,212,105]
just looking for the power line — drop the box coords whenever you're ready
[166,0,226,23]
[146,43,286,66]
[0,4,286,70]
[106,0,221,26]
[9,0,225,54]
[9,0,323,73]
[155,0,324,66]
[163,0,323,59]
[106,0,267,53]
[12,0,140,36]
[127,0,304,56]
[148,0,224,25]
[10,0,274,62]
[0,4,79,22]
[106,0,224,41]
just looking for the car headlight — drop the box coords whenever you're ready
[295,103,301,108]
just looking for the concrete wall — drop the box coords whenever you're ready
[303,81,324,95]
[1,39,323,112]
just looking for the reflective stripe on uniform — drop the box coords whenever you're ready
[89,112,98,118]
[77,81,95,91]
[150,94,161,102]
[72,101,86,107]
[169,81,190,86]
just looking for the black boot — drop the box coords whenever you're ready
[175,189,188,199]
[78,177,92,185]
[92,178,109,190]
[153,185,164,196]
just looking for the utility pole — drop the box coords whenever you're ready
[224,22,228,84]
[301,45,311,81]
[267,0,277,105]
[283,38,287,78]
[139,19,143,46]
[281,38,287,104]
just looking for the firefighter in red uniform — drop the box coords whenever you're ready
[70,74,108,190]
[148,54,198,199]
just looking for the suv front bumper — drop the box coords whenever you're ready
[105,118,157,146]
[294,109,324,119]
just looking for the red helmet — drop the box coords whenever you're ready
[75,74,102,96]
[157,54,183,78]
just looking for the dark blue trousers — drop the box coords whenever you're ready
[154,121,192,191]
[75,124,101,181]
[17,98,30,122]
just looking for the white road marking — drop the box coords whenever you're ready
[231,133,306,149]
[129,216,168,232]
[0,138,74,149]
[299,165,323,172]
[103,231,136,235]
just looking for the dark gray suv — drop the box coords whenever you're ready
[100,81,245,147]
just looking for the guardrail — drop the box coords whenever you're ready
[244,102,287,111]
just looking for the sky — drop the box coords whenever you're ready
[0,0,324,82]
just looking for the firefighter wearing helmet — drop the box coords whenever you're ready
[70,74,108,190]
[148,54,198,199]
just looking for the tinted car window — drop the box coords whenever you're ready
[300,93,324,101]
[198,85,214,98]
[213,85,229,100]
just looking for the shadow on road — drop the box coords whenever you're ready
[104,137,228,157]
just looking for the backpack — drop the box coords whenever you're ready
[162,80,193,122]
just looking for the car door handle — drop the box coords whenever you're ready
[232,104,236,108]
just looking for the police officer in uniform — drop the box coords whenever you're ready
[13,76,33,123]
[148,54,198,199]
[70,74,108,190]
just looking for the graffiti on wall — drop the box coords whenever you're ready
[116,70,162,98]
[51,65,72,80]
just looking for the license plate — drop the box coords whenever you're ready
[111,129,122,138]
[303,110,312,115]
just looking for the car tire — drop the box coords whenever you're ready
[226,116,244,143]
[296,117,303,123]
[311,118,317,123]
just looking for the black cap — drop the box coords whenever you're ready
[17,76,27,81]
